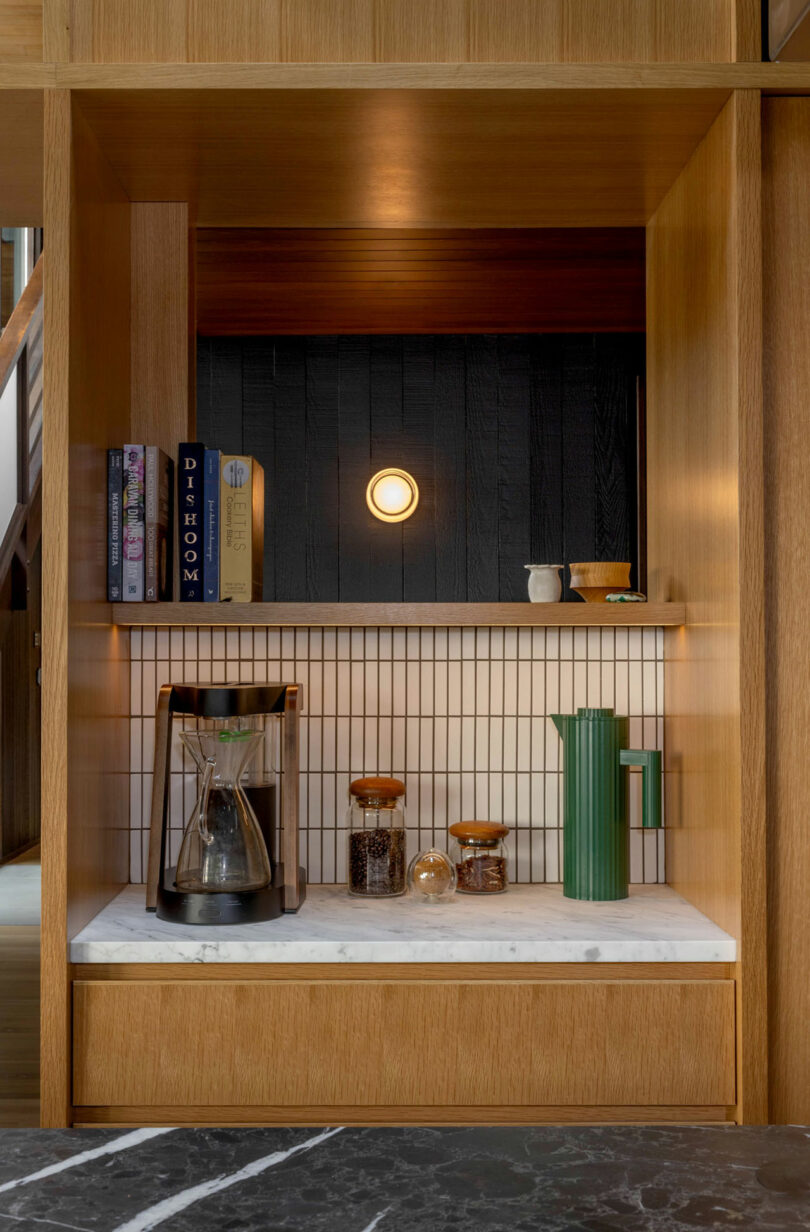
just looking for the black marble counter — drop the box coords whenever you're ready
[0,1126,808,1231]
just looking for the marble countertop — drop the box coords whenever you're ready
[1,1126,808,1231]
[70,882,736,963]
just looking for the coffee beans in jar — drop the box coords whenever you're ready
[449,822,510,894]
[347,777,407,898]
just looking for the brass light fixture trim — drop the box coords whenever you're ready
[366,468,419,522]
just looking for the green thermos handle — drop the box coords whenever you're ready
[619,749,662,829]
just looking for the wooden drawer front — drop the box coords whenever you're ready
[73,979,735,1107]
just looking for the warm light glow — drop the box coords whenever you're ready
[366,468,419,523]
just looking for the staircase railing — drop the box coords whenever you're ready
[0,253,42,597]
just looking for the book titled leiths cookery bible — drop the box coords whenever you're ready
[220,455,264,602]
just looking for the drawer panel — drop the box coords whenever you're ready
[73,979,735,1107]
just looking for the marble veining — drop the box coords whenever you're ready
[0,1126,808,1231]
[69,882,735,963]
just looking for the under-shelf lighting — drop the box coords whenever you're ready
[366,468,419,523]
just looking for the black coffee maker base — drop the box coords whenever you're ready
[155,865,302,925]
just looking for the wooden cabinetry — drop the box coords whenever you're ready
[54,1,748,66]
[72,968,735,1122]
[2,0,773,1128]
[762,97,810,1126]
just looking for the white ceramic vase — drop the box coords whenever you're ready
[525,564,563,603]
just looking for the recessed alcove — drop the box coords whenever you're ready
[194,226,647,602]
[32,77,767,1126]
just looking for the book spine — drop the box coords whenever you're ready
[177,443,205,601]
[107,449,123,602]
[122,445,145,602]
[159,454,174,601]
[145,448,174,601]
[203,449,220,602]
[251,459,264,602]
[220,455,264,602]
[144,446,158,601]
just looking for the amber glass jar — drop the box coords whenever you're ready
[449,822,510,894]
[347,777,407,897]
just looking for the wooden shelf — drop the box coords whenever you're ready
[6,62,810,93]
[111,602,685,627]
[28,62,810,92]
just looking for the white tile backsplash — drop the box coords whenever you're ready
[127,624,666,887]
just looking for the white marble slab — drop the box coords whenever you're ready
[70,883,736,964]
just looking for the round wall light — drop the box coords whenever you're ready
[366,468,419,523]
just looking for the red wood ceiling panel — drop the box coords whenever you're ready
[195,228,645,335]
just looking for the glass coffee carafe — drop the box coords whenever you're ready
[176,727,272,893]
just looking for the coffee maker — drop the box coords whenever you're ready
[146,682,306,925]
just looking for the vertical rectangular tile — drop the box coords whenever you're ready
[125,621,666,886]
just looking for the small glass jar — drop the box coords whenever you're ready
[347,777,407,898]
[449,822,510,894]
[408,848,456,903]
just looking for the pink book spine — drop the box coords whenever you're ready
[122,444,145,602]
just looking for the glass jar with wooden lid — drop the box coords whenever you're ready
[449,822,510,894]
[347,777,407,898]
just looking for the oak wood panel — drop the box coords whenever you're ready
[69,1,188,63]
[196,229,645,336]
[762,97,810,1126]
[40,86,71,1131]
[734,90,768,1133]
[40,90,131,1128]
[646,91,766,1123]
[190,2,282,63]
[0,926,39,1128]
[74,88,728,229]
[75,1105,734,1127]
[110,601,686,627]
[42,0,70,61]
[0,2,42,62]
[64,1,736,64]
[73,979,735,1107]
[469,1,735,64]
[73,962,733,981]
[734,0,762,60]
[65,96,131,927]
[130,202,191,458]
[0,89,43,224]
[45,62,810,90]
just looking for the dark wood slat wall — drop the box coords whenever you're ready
[196,229,646,336]
[197,334,644,603]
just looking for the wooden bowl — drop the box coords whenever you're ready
[569,562,631,603]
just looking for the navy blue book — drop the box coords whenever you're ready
[203,448,220,602]
[107,448,123,602]
[177,443,206,601]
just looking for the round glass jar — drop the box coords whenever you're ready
[347,777,407,898]
[449,822,510,894]
[407,848,457,903]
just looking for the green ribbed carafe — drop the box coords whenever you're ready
[551,707,661,901]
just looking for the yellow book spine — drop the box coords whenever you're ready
[220,455,264,601]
